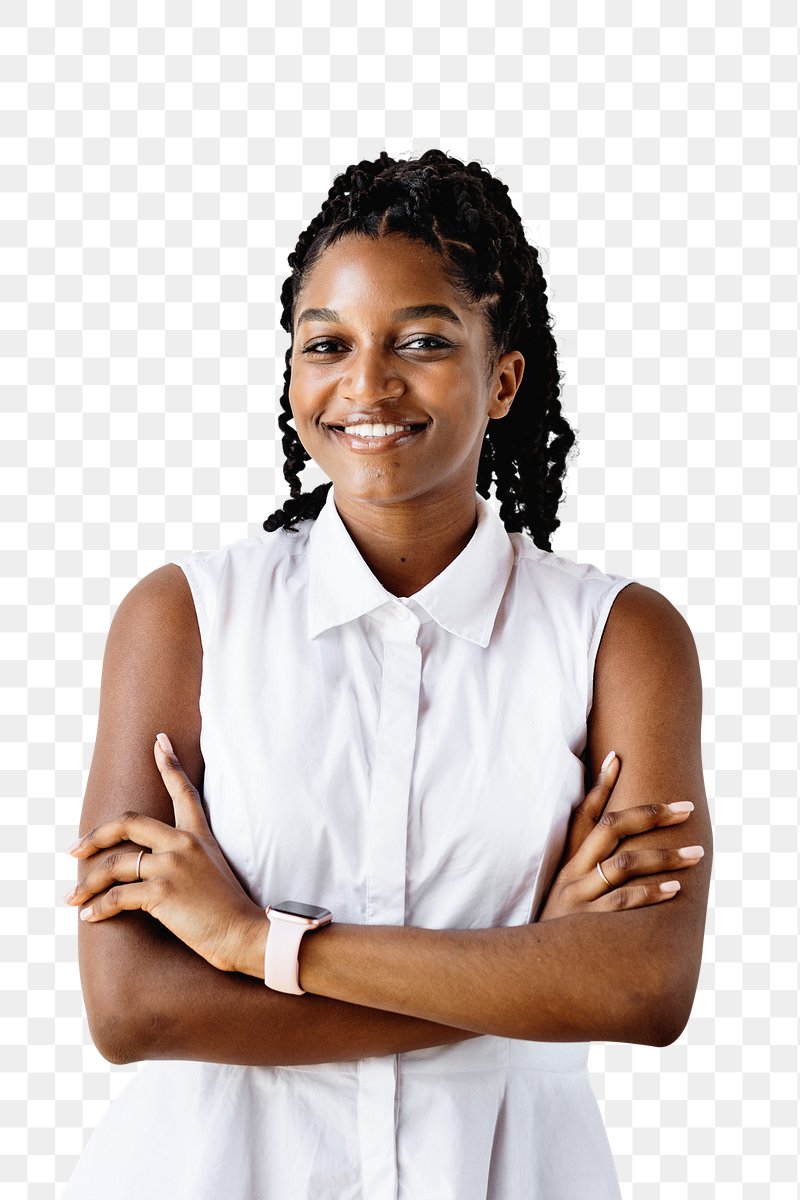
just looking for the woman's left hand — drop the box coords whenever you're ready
[65,734,267,976]
[537,752,701,922]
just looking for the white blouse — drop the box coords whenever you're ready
[63,486,633,1199]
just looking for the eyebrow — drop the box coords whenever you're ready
[296,304,464,329]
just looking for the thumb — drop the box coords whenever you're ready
[154,732,209,835]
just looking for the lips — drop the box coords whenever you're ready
[324,419,429,431]
[326,423,429,452]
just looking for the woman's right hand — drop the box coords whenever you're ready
[537,752,704,923]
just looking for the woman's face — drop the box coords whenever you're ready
[288,232,524,511]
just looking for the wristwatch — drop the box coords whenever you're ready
[264,900,333,994]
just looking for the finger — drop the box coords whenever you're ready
[77,881,150,923]
[563,751,620,862]
[571,801,696,878]
[154,732,210,835]
[589,878,682,913]
[69,812,177,858]
[65,847,150,907]
[581,842,705,903]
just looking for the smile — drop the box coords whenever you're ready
[326,423,429,452]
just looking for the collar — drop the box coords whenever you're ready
[307,486,515,647]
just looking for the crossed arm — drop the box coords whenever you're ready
[73,567,712,1065]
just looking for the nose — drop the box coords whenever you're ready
[338,345,405,403]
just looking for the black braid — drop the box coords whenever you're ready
[263,149,576,551]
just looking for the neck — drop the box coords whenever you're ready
[331,487,480,597]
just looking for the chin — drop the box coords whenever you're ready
[331,471,425,505]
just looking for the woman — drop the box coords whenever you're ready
[63,150,711,1198]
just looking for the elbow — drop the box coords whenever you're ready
[82,965,154,1064]
[78,918,164,1064]
[638,1010,688,1049]
[650,999,694,1048]
[628,978,697,1048]
[87,1004,149,1065]
[87,983,182,1064]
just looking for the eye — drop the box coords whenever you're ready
[302,339,344,355]
[399,335,452,351]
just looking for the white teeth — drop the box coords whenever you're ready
[341,423,415,438]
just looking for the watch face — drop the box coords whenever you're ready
[273,901,332,922]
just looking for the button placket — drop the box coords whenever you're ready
[358,610,421,1200]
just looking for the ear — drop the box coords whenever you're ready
[487,351,525,420]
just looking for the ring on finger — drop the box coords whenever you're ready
[135,849,145,881]
[596,860,613,890]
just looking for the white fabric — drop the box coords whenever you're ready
[63,486,634,1199]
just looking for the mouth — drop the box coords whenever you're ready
[324,422,429,452]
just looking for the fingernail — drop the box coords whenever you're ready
[659,881,680,893]
[600,750,616,776]
[668,802,694,813]
[79,906,94,920]
[62,890,75,903]
[678,845,704,859]
[66,840,81,854]
[156,732,173,755]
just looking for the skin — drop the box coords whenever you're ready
[67,232,713,1063]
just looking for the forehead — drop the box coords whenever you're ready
[297,233,461,309]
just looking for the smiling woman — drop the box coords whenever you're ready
[64,150,711,1200]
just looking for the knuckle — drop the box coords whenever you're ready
[119,809,140,824]
[608,887,629,911]
[658,848,674,867]
[643,804,660,821]
[105,886,120,906]
[597,811,618,831]
[612,850,633,874]
[102,851,120,871]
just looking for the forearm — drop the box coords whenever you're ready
[93,917,478,1066]
[296,909,688,1046]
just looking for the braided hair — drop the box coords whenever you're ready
[262,149,576,552]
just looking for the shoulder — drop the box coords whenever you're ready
[112,563,199,648]
[589,581,704,766]
[510,535,629,594]
[598,581,701,681]
[169,526,312,592]
[160,525,312,642]
[112,526,305,655]
[508,536,636,633]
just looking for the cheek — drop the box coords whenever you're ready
[287,379,314,428]
[288,365,329,417]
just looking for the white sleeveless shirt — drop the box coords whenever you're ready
[63,487,633,1200]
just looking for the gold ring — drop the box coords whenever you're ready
[596,860,612,890]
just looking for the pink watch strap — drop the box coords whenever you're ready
[264,907,332,994]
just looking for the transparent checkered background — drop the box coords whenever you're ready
[3,1,798,1196]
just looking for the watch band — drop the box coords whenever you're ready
[264,904,333,994]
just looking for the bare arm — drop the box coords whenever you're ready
[241,584,713,1047]
[75,565,477,1065]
